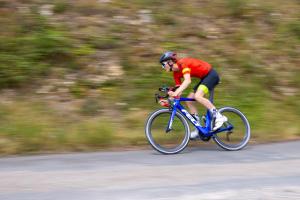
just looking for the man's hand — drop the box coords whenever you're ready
[168,90,182,97]
[158,99,169,107]
[168,91,178,97]
[169,73,191,97]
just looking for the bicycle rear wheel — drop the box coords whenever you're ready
[145,109,190,154]
[213,107,250,151]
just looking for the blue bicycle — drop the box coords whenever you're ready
[145,86,251,154]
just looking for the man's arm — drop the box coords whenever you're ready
[173,72,182,86]
[170,73,191,96]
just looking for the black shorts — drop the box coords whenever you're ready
[193,69,220,93]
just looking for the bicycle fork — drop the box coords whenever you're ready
[166,108,177,133]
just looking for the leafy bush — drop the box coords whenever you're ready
[0,1,8,8]
[90,35,121,50]
[75,120,115,147]
[70,83,88,98]
[289,21,300,40]
[74,0,115,16]
[53,1,70,14]
[226,0,248,18]
[80,98,102,116]
[0,11,75,88]
[154,13,178,25]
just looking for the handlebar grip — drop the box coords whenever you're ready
[159,86,179,92]
[159,87,169,92]
[155,93,169,102]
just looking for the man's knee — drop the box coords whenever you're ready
[194,91,205,100]
[187,92,195,98]
[196,85,209,97]
[186,93,195,106]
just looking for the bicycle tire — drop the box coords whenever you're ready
[145,109,190,154]
[212,107,251,151]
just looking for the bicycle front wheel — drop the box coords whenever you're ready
[145,109,190,154]
[213,107,251,151]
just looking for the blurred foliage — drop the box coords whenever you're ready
[0,7,76,88]
[70,83,88,98]
[288,21,300,40]
[80,98,102,116]
[226,0,248,18]
[0,101,114,154]
[89,35,121,50]
[53,1,70,14]
[154,13,178,25]
[71,120,114,148]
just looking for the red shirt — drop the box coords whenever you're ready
[173,58,212,86]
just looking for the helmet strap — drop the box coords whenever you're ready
[169,64,173,72]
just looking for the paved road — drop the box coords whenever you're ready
[0,141,300,200]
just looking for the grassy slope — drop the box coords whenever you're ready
[0,0,299,154]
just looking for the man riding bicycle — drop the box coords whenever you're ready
[159,51,227,139]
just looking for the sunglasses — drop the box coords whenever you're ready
[161,61,169,69]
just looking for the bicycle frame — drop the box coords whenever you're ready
[166,98,233,138]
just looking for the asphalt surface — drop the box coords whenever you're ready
[0,141,300,200]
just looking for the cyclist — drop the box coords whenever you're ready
[159,51,227,139]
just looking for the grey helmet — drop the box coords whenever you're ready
[159,51,177,64]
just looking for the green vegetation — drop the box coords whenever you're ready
[0,101,115,154]
[0,8,76,88]
[53,1,70,14]
[226,0,248,18]
[0,0,299,155]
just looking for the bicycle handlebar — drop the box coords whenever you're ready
[155,86,179,103]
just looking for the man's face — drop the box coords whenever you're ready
[162,60,174,72]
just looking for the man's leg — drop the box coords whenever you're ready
[186,92,203,139]
[194,85,227,131]
[186,92,198,115]
[194,85,215,110]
